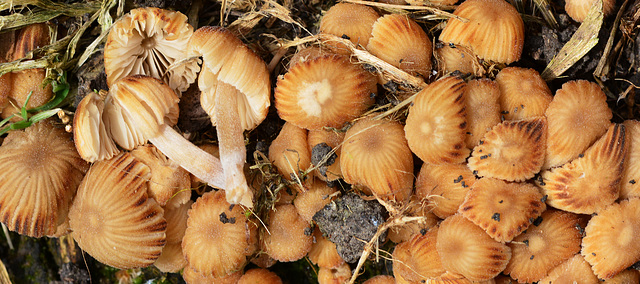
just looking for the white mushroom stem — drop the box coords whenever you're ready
[150,123,225,189]
[214,81,253,207]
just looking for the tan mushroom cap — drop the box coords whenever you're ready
[387,196,439,243]
[405,76,469,164]
[504,210,582,283]
[436,214,511,281]
[602,269,640,284]
[495,67,553,121]
[582,198,640,279]
[0,121,88,237]
[264,204,313,262]
[319,3,380,52]
[131,144,191,207]
[468,117,547,182]
[289,46,332,70]
[366,14,433,78]
[620,120,640,199]
[434,43,484,76]
[464,79,501,149]
[73,91,119,163]
[363,275,395,284]
[182,266,243,284]
[317,263,352,284]
[544,80,612,169]
[182,190,251,277]
[69,152,166,269]
[341,118,414,202]
[308,228,345,269]
[293,179,338,223]
[275,54,376,130]
[459,178,546,243]
[439,0,524,64]
[393,227,446,282]
[105,7,197,93]
[415,162,476,219]
[268,122,311,191]
[538,254,599,284]
[238,268,283,284]
[189,26,270,131]
[154,200,191,272]
[565,0,616,22]
[539,124,626,214]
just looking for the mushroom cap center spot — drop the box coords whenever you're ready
[298,79,332,117]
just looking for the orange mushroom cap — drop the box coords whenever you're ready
[495,67,553,121]
[319,3,380,53]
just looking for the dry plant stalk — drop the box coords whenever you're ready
[343,0,463,21]
[541,0,603,80]
[0,0,102,32]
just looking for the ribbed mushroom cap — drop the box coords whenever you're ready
[468,117,547,182]
[434,43,484,76]
[363,275,395,284]
[602,269,640,284]
[620,120,640,199]
[10,23,49,60]
[436,214,511,281]
[104,75,179,150]
[268,122,311,191]
[317,263,352,284]
[405,76,469,164]
[582,198,640,279]
[544,80,612,169]
[0,121,88,237]
[459,178,546,243]
[464,79,501,149]
[439,0,524,64]
[9,68,53,111]
[366,14,432,78]
[275,54,376,130]
[264,204,313,262]
[73,91,119,163]
[238,268,283,284]
[415,162,476,219]
[182,190,251,277]
[504,210,582,283]
[154,201,191,273]
[341,118,414,202]
[538,254,599,284]
[131,144,191,207]
[307,128,345,182]
[565,0,616,22]
[293,179,337,223]
[308,228,345,269]
[393,227,447,282]
[104,7,196,93]
[69,152,166,269]
[182,266,242,284]
[319,3,379,52]
[539,124,626,214]
[188,26,270,131]
[495,67,552,121]
[289,46,332,70]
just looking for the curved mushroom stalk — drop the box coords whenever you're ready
[213,81,252,206]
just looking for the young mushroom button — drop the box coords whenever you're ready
[188,26,271,208]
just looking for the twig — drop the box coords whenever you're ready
[342,0,464,22]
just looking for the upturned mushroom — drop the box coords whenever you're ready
[188,26,271,207]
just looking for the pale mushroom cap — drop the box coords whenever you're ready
[189,26,270,130]
[264,204,313,262]
[495,67,552,121]
[182,190,251,277]
[366,14,433,78]
[274,54,376,130]
[105,7,197,93]
[341,118,414,202]
[105,75,179,149]
[73,91,119,163]
[0,121,88,237]
[69,152,167,269]
[439,0,524,64]
[319,3,380,49]
[154,200,192,272]
[565,0,616,22]
[544,80,612,169]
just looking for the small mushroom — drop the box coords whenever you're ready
[104,7,197,93]
[0,121,88,237]
[308,228,344,269]
[319,3,379,53]
[393,227,446,281]
[188,26,271,207]
[264,204,313,262]
[565,0,616,22]
[495,67,552,121]
[238,268,283,284]
[539,254,599,284]
[269,122,311,192]
[73,90,119,162]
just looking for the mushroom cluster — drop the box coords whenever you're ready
[1,0,639,283]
